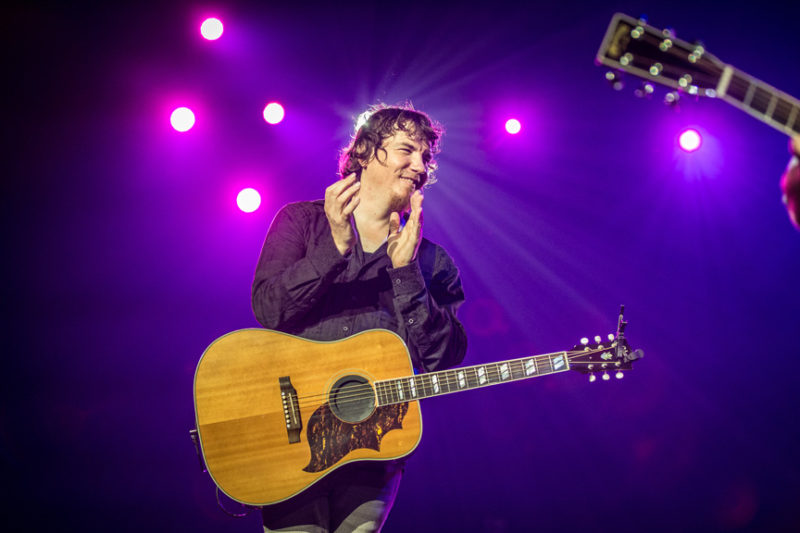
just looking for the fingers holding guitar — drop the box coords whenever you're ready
[781,135,800,230]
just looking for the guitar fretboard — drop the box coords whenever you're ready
[720,67,800,136]
[375,352,569,406]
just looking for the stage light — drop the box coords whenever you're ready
[170,107,195,132]
[355,110,371,131]
[679,129,702,152]
[505,118,521,135]
[263,102,285,125]
[237,188,261,213]
[200,18,224,40]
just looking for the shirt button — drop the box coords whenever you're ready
[342,326,349,332]
[394,279,402,285]
[407,318,414,325]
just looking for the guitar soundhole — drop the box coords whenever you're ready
[329,375,375,423]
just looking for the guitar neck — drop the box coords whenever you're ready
[596,14,800,138]
[375,351,570,406]
[718,66,800,136]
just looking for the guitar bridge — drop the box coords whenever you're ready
[279,376,302,444]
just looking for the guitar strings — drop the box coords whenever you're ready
[292,347,610,409]
[293,347,609,407]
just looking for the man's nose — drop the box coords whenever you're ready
[409,152,425,174]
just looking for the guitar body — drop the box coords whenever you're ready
[193,329,421,506]
[192,309,641,507]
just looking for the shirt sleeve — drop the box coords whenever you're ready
[251,203,349,330]
[388,246,467,372]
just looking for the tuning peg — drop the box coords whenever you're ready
[634,82,655,98]
[664,91,680,107]
[602,372,611,381]
[615,371,624,379]
[580,337,589,345]
[605,71,624,91]
[589,374,597,383]
[607,333,615,341]
[594,335,602,343]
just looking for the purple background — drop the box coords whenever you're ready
[5,1,800,531]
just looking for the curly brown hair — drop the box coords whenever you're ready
[338,103,443,186]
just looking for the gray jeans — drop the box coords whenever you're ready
[262,461,404,533]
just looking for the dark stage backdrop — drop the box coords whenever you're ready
[4,1,799,531]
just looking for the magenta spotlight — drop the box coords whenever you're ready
[237,188,261,213]
[679,129,702,152]
[505,118,522,135]
[170,107,195,132]
[263,102,285,125]
[200,18,224,40]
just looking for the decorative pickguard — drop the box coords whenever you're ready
[303,402,409,472]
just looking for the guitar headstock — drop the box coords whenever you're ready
[596,13,725,99]
[567,306,643,381]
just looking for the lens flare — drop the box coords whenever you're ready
[200,18,224,41]
[505,118,521,135]
[263,102,285,125]
[237,188,261,213]
[170,107,195,132]
[679,129,702,152]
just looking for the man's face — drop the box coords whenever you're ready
[360,128,432,212]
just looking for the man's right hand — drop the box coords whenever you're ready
[325,173,361,255]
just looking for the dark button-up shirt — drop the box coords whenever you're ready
[251,200,467,372]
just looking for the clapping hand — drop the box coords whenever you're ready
[388,190,423,268]
[325,173,361,255]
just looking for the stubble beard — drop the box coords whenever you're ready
[388,190,412,214]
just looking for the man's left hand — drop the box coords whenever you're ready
[388,190,423,268]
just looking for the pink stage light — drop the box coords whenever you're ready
[170,107,195,132]
[237,188,261,213]
[263,102,285,125]
[505,118,521,135]
[200,18,224,40]
[679,129,702,152]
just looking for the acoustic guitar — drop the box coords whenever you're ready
[192,307,641,506]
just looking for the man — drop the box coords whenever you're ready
[251,104,468,532]
[780,134,800,230]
